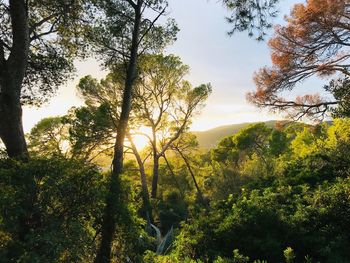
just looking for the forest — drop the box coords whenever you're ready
[1,0,350,262]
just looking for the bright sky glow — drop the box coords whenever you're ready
[23,59,107,133]
[128,126,153,150]
[23,0,309,133]
[130,134,150,151]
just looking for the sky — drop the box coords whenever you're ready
[23,0,308,132]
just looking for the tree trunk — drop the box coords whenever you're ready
[151,155,159,198]
[0,91,28,159]
[150,125,160,199]
[176,148,206,205]
[0,0,30,159]
[128,134,152,221]
[94,3,142,263]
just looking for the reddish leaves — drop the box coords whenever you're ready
[249,0,349,120]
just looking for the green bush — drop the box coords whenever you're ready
[0,157,104,262]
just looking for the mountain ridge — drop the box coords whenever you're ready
[192,120,278,149]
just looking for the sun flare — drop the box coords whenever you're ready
[128,126,152,150]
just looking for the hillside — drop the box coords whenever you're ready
[192,120,278,149]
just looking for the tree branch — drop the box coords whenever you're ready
[29,13,60,34]
[125,0,137,9]
[137,6,166,46]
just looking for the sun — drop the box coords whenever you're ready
[128,126,152,150]
[131,134,149,150]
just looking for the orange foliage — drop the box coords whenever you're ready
[295,94,322,105]
[269,0,346,73]
[248,0,348,119]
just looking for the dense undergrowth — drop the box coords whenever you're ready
[1,119,350,262]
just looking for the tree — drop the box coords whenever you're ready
[88,1,178,262]
[70,54,210,219]
[324,76,350,118]
[69,104,153,218]
[211,123,288,181]
[211,136,239,166]
[126,132,153,218]
[158,118,350,262]
[0,0,92,158]
[132,54,211,199]
[0,157,104,262]
[68,105,116,161]
[213,123,272,167]
[233,123,272,163]
[68,74,123,161]
[27,116,70,158]
[223,0,279,40]
[27,109,115,162]
[269,128,288,156]
[170,133,206,205]
[248,0,350,120]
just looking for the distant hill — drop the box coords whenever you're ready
[192,120,278,149]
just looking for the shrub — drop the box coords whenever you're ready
[0,157,104,262]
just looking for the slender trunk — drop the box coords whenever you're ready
[162,154,185,199]
[128,134,152,221]
[176,149,206,205]
[149,118,190,199]
[0,0,30,159]
[150,127,159,198]
[151,154,159,198]
[94,3,142,263]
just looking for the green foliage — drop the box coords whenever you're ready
[0,156,149,262]
[231,249,250,263]
[211,122,283,167]
[324,77,350,118]
[170,176,350,261]
[108,175,149,263]
[0,157,104,262]
[88,0,178,68]
[27,116,71,158]
[68,105,115,160]
[284,247,296,263]
[9,116,350,261]
[213,249,249,263]
[224,0,279,40]
[211,136,238,165]
[269,129,288,156]
[209,123,287,200]
[157,189,188,232]
[143,250,203,263]
[0,0,95,105]
[164,119,350,262]
[233,123,271,155]
[193,121,277,149]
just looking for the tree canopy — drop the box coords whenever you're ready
[223,0,279,40]
[3,1,350,263]
[248,0,350,120]
[0,0,93,104]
